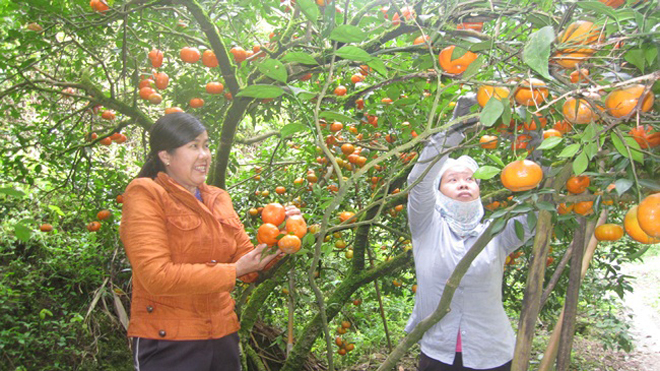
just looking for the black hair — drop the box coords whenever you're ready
[137,113,207,179]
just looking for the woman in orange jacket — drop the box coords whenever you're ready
[120,113,289,370]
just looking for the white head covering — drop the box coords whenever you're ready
[434,155,484,238]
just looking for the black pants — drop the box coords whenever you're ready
[418,352,512,371]
[132,332,241,371]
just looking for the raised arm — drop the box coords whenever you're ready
[407,94,478,234]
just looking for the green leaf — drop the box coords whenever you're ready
[645,46,658,66]
[297,0,319,25]
[236,85,284,99]
[537,137,563,150]
[575,1,618,19]
[614,178,633,196]
[463,55,484,79]
[523,26,554,80]
[329,25,367,43]
[258,59,288,83]
[473,165,500,180]
[48,204,65,217]
[558,143,580,158]
[486,154,505,168]
[367,58,387,77]
[0,187,25,197]
[625,49,646,73]
[611,132,643,163]
[479,98,504,127]
[572,151,589,175]
[535,201,555,211]
[14,224,32,242]
[319,111,355,123]
[491,218,507,234]
[335,46,372,62]
[281,123,307,137]
[527,211,537,231]
[469,41,495,52]
[515,220,524,241]
[280,52,318,65]
[39,308,53,320]
[584,141,598,160]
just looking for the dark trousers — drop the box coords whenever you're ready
[418,352,512,371]
[132,332,241,371]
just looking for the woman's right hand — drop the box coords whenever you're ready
[235,244,283,278]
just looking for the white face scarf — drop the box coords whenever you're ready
[434,156,484,238]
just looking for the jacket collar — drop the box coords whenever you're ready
[155,172,223,215]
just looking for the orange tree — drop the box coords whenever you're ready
[1,0,659,370]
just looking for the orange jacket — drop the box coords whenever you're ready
[119,172,254,340]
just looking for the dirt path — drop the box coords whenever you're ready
[621,254,660,371]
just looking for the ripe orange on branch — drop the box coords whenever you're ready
[573,201,594,216]
[97,209,111,220]
[206,82,224,94]
[230,46,248,63]
[514,78,549,106]
[438,46,478,75]
[638,194,660,238]
[154,72,169,90]
[262,203,286,226]
[604,84,654,118]
[202,50,218,68]
[500,160,543,192]
[566,175,590,194]
[457,22,483,32]
[189,98,204,108]
[278,234,301,254]
[629,125,660,149]
[553,20,604,68]
[562,97,598,125]
[476,85,510,108]
[334,86,347,96]
[39,224,53,232]
[595,224,624,241]
[285,215,307,239]
[338,211,356,223]
[180,47,201,63]
[257,223,280,246]
[86,221,101,232]
[479,135,498,149]
[624,205,660,244]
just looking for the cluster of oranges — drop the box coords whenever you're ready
[255,203,307,254]
[334,320,355,356]
[85,209,111,232]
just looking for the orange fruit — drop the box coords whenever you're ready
[116,194,124,204]
[285,215,307,239]
[39,223,53,232]
[86,221,101,232]
[511,134,533,152]
[139,78,154,89]
[514,78,549,106]
[249,208,259,217]
[341,143,355,155]
[573,201,594,216]
[97,209,111,220]
[557,203,573,215]
[257,223,280,246]
[299,72,312,81]
[165,107,184,114]
[307,172,318,183]
[553,120,573,134]
[391,6,415,26]
[624,205,660,244]
[330,122,343,132]
[202,50,218,68]
[189,98,205,108]
[154,72,169,90]
[148,48,163,68]
[552,51,594,69]
[476,85,510,108]
[638,193,660,238]
[500,160,543,192]
[278,234,301,254]
[338,211,356,223]
[381,97,393,104]
[230,46,248,63]
[262,203,286,226]
[99,137,112,146]
[224,92,233,100]
[543,129,562,139]
[334,86,347,96]
[206,82,224,94]
[438,45,478,75]
[599,0,626,7]
[180,47,201,63]
[101,110,115,120]
[148,92,163,105]
[479,135,498,149]
[557,21,604,53]
[566,175,590,194]
[90,0,109,13]
[594,224,624,241]
[604,84,654,118]
[275,186,286,195]
[457,22,483,32]
[413,35,431,47]
[522,113,547,130]
[350,74,364,84]
[355,98,365,109]
[562,97,597,125]
[570,68,589,83]
[139,86,155,100]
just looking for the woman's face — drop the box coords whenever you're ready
[158,131,211,192]
[439,165,480,202]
